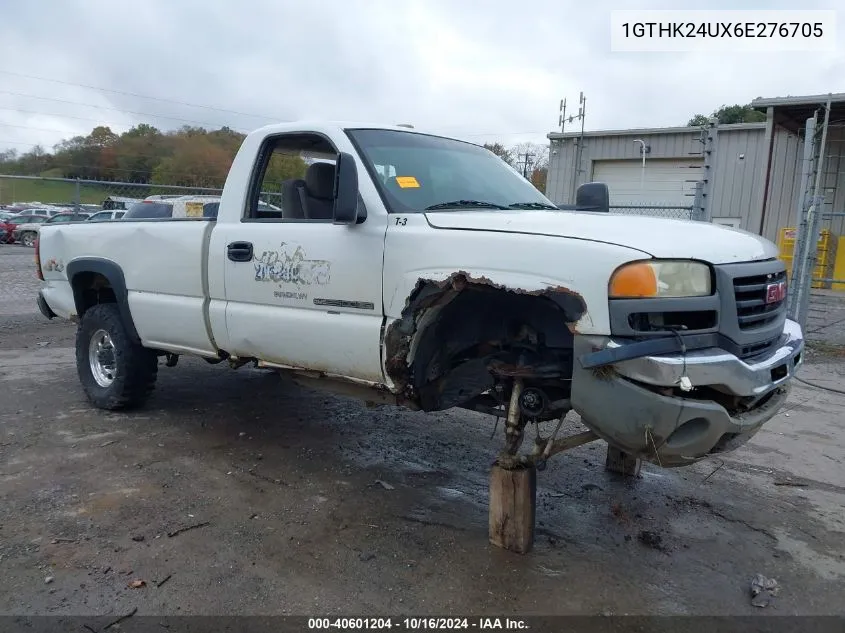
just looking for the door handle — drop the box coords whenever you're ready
[227,241,253,262]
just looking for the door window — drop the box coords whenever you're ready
[245,133,338,222]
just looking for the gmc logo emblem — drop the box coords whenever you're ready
[766,281,787,304]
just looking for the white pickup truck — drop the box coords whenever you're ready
[35,121,803,470]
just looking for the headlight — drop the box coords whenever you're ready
[609,260,712,298]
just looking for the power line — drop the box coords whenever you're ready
[0,121,80,135]
[0,89,244,130]
[0,119,551,143]
[0,139,43,147]
[0,108,549,148]
[0,106,250,134]
[0,72,552,140]
[0,69,282,121]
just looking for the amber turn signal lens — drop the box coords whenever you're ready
[609,262,657,298]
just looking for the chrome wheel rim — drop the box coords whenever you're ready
[23,233,35,247]
[89,329,117,387]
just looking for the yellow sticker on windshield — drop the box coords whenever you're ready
[395,176,420,188]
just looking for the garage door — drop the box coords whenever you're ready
[591,159,703,206]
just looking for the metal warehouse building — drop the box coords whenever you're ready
[545,93,845,246]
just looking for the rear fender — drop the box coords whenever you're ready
[65,257,140,343]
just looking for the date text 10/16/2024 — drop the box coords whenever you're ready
[308,617,529,630]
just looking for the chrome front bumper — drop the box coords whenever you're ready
[608,319,803,398]
[570,319,804,467]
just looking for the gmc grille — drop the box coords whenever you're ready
[733,269,787,330]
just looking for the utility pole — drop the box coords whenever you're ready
[559,92,587,203]
[518,152,535,179]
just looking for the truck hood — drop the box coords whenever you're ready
[424,210,778,264]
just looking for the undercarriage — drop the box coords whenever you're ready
[461,377,600,472]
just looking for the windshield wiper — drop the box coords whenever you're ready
[508,202,559,210]
[425,200,508,210]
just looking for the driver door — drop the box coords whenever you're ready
[212,132,388,383]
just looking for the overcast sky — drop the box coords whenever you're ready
[0,0,841,155]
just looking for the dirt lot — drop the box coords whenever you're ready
[1,245,844,617]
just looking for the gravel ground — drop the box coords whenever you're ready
[1,245,844,618]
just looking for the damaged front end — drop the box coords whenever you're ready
[382,272,604,469]
[570,318,804,467]
[383,272,588,420]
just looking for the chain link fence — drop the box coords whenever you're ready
[2,174,704,222]
[786,106,845,332]
[2,173,710,223]
[607,180,706,221]
[0,174,222,212]
[608,204,697,220]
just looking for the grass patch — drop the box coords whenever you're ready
[0,177,169,206]
[1,176,219,207]
[1,177,113,205]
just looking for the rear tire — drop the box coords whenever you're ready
[76,303,158,410]
[21,232,37,247]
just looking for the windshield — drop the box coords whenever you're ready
[346,129,555,213]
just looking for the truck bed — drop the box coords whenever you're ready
[38,218,220,356]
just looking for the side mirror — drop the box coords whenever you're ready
[333,152,359,225]
[575,182,610,213]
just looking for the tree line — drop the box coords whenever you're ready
[0,124,308,188]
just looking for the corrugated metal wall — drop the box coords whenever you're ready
[546,125,768,233]
[761,126,803,242]
[708,127,767,230]
[547,129,704,206]
[545,119,842,244]
[546,138,575,204]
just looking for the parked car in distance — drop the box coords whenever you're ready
[1,214,49,244]
[124,196,223,219]
[14,212,91,246]
[20,207,64,218]
[122,196,276,220]
[101,196,142,211]
[121,201,176,219]
[87,210,126,222]
[0,212,15,243]
[46,212,92,223]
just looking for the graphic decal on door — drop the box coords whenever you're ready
[253,243,332,288]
